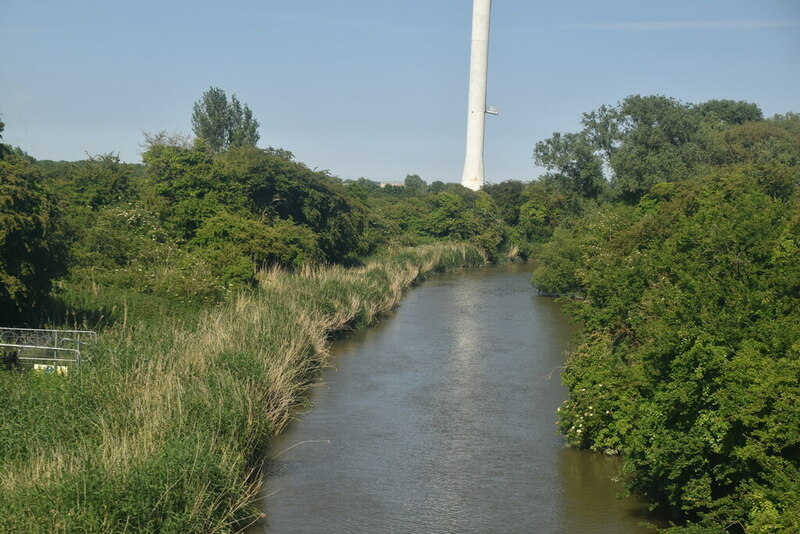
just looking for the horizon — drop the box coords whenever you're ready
[1,0,798,184]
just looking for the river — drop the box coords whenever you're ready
[246,264,661,533]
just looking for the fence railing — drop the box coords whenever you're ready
[0,328,96,374]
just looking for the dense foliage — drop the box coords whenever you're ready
[533,102,800,532]
[0,140,520,326]
[344,176,515,261]
[0,149,68,322]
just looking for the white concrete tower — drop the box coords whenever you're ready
[461,0,492,191]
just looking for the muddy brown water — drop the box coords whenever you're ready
[246,264,663,533]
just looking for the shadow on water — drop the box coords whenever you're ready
[247,264,666,533]
[557,448,668,532]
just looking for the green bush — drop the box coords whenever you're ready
[545,166,800,531]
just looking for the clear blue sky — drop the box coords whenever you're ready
[1,0,798,184]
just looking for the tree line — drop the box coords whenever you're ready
[0,88,519,324]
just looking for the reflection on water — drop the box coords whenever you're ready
[557,448,665,532]
[247,265,663,533]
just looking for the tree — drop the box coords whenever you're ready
[0,155,68,321]
[482,180,525,225]
[227,95,260,148]
[211,146,369,262]
[424,192,480,239]
[608,95,703,201]
[191,87,260,152]
[67,153,136,209]
[534,131,606,198]
[403,174,427,193]
[696,99,763,125]
[0,118,11,160]
[141,137,217,239]
[533,95,766,204]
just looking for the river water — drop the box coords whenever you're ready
[247,264,661,533]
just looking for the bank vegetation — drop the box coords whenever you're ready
[0,244,483,532]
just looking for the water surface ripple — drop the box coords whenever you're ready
[248,265,659,533]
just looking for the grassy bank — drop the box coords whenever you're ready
[0,243,484,533]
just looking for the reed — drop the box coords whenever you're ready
[0,243,483,533]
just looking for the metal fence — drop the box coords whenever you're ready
[0,327,96,374]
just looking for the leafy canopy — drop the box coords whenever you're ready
[0,154,68,320]
[191,87,260,153]
[533,111,800,533]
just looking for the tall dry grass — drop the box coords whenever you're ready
[0,243,483,533]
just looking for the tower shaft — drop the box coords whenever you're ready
[461,0,492,191]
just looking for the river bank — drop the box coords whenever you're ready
[0,244,484,533]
